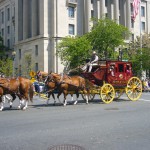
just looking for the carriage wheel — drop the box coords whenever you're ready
[114,89,124,100]
[126,77,142,101]
[100,84,115,104]
[81,93,95,101]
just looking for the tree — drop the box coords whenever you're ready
[87,18,130,59]
[128,33,150,77]
[21,54,34,78]
[57,35,92,69]
[0,58,13,77]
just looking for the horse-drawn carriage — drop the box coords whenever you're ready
[80,60,142,104]
[35,59,142,106]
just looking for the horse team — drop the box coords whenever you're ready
[0,71,92,111]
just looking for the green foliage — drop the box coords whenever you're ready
[57,18,130,70]
[0,58,13,77]
[87,18,130,59]
[21,54,34,78]
[57,35,92,69]
[128,33,150,77]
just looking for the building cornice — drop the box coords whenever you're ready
[0,0,5,3]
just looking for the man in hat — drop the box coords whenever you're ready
[86,51,98,72]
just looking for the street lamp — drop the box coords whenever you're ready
[12,50,16,77]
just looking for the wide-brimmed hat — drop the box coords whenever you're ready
[93,51,96,54]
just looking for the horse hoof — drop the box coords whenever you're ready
[10,105,12,109]
[18,106,21,109]
[23,107,27,110]
[74,101,77,105]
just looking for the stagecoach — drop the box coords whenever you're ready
[80,60,142,104]
[30,60,142,105]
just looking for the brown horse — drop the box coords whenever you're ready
[45,73,76,105]
[36,71,48,82]
[0,77,34,110]
[46,73,89,106]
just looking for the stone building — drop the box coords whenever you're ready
[0,0,150,74]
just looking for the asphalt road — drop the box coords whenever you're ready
[0,92,150,150]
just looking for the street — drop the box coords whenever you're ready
[0,92,150,150]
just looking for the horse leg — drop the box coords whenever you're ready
[73,92,79,105]
[18,100,23,109]
[8,94,15,108]
[83,90,89,104]
[0,96,6,111]
[52,93,56,104]
[0,102,4,111]
[23,100,28,110]
[63,91,68,106]
[0,97,4,111]
[57,91,62,104]
[47,91,56,105]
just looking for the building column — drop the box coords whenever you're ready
[113,0,119,24]
[93,0,98,18]
[126,0,131,29]
[32,0,38,37]
[17,0,23,41]
[23,0,28,40]
[107,0,112,19]
[84,0,91,33]
[100,0,105,18]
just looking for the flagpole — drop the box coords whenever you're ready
[139,1,143,79]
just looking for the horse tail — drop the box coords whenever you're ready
[29,82,34,102]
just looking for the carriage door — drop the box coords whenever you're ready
[117,63,125,80]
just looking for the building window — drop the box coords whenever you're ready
[69,24,75,35]
[91,10,94,18]
[7,39,10,48]
[35,45,38,56]
[131,19,134,28]
[1,11,4,24]
[7,26,10,34]
[68,6,75,18]
[141,6,145,17]
[91,0,93,4]
[131,3,133,14]
[19,65,22,76]
[141,22,145,31]
[35,63,38,72]
[105,13,108,18]
[105,0,108,7]
[19,49,21,59]
[1,29,4,36]
[7,8,10,21]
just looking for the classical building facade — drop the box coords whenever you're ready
[0,0,150,74]
[0,0,15,49]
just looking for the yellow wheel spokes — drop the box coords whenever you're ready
[126,77,142,101]
[101,84,115,104]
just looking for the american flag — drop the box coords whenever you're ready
[132,0,141,21]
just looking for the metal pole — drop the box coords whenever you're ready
[139,1,143,79]
[13,57,15,77]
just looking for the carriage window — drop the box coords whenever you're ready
[126,65,130,70]
[118,64,124,72]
